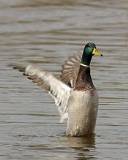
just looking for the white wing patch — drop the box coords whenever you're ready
[25,65,71,122]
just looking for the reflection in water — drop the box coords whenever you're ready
[67,136,95,160]
[28,135,95,159]
[67,135,95,149]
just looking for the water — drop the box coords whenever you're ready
[0,0,128,159]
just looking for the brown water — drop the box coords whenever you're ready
[0,0,128,159]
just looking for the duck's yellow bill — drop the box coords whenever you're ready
[92,48,103,56]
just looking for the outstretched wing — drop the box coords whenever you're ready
[12,63,71,122]
[60,53,81,88]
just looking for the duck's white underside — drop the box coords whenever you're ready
[66,90,98,136]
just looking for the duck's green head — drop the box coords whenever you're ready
[81,42,103,66]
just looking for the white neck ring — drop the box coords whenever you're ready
[80,63,89,67]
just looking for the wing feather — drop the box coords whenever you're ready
[12,63,71,122]
[60,53,82,88]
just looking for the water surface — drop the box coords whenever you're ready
[0,0,128,159]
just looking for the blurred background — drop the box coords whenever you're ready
[0,0,128,160]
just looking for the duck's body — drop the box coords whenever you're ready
[66,65,98,136]
[67,89,98,136]
[12,42,102,137]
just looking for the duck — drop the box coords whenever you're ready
[12,42,103,137]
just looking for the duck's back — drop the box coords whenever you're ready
[66,89,98,136]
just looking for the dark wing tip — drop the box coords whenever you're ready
[9,62,27,73]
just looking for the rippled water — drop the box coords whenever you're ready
[0,0,128,159]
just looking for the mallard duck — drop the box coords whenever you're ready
[12,42,103,137]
